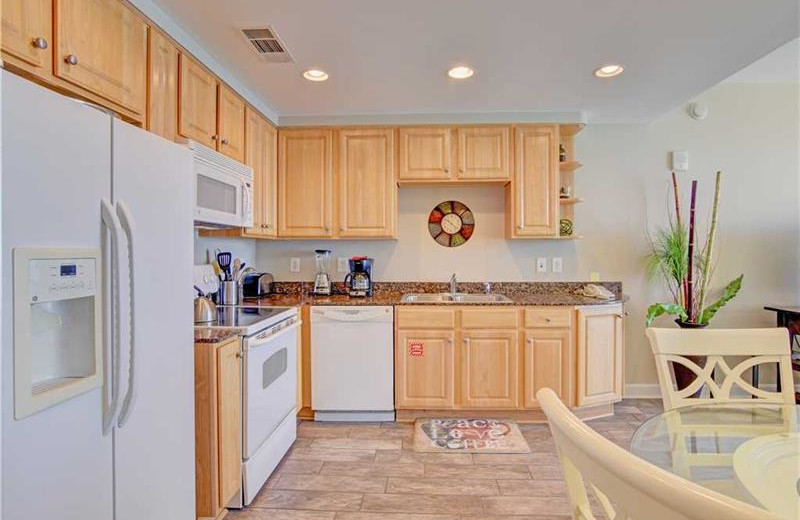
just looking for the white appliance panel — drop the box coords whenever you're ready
[311,306,394,417]
[2,71,114,520]
[111,119,196,520]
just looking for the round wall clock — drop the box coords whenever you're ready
[428,201,475,247]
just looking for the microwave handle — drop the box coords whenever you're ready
[242,179,252,219]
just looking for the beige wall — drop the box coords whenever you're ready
[231,81,799,387]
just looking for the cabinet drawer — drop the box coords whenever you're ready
[523,308,573,328]
[460,308,518,329]
[396,307,455,329]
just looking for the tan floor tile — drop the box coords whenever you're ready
[527,464,564,480]
[424,463,531,480]
[497,479,567,496]
[320,461,425,477]
[335,513,458,520]
[288,447,376,462]
[481,496,572,516]
[462,516,570,520]
[274,459,325,475]
[312,437,403,450]
[297,423,354,438]
[374,450,474,465]
[471,453,558,465]
[386,477,499,496]
[227,508,336,520]
[361,493,485,515]
[273,473,387,493]
[250,490,363,511]
[349,427,414,439]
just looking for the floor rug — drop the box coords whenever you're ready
[412,418,531,453]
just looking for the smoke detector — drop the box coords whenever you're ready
[241,27,294,63]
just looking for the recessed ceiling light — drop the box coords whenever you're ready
[303,69,329,82]
[594,64,624,78]
[448,66,474,79]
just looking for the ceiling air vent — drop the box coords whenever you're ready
[241,27,294,63]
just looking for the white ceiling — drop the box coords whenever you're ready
[724,38,799,83]
[151,0,799,124]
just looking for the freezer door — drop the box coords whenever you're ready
[111,120,196,520]
[1,71,114,520]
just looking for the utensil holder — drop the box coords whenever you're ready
[218,281,239,305]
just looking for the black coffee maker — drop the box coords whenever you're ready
[344,256,373,297]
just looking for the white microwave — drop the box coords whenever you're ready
[186,140,254,228]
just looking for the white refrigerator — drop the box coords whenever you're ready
[1,71,196,519]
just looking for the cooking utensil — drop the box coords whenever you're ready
[233,258,241,281]
[218,280,239,305]
[216,251,232,280]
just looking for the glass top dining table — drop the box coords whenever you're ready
[630,403,799,520]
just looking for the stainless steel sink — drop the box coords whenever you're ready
[400,293,514,304]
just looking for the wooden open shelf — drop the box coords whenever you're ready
[558,160,583,171]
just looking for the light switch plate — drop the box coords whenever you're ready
[536,257,547,273]
[337,257,348,273]
[290,257,301,273]
[552,257,563,273]
[671,150,689,172]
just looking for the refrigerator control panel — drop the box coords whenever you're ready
[29,258,96,303]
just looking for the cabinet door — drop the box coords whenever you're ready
[278,129,334,237]
[54,0,148,117]
[510,125,558,236]
[262,122,278,237]
[179,55,217,148]
[147,29,179,141]
[396,330,455,409]
[216,340,242,507]
[456,126,510,181]
[398,127,452,181]
[217,84,246,162]
[244,108,267,235]
[460,330,518,409]
[523,328,572,408]
[1,0,52,75]
[338,128,397,238]
[576,305,624,407]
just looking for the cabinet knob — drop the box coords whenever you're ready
[324,226,330,232]
[527,338,534,345]
[265,223,271,229]
[64,54,78,66]
[211,134,219,141]
[235,352,242,359]
[221,138,230,145]
[459,167,464,173]
[545,317,552,323]
[32,37,48,50]
[444,167,451,173]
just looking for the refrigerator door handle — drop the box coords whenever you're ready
[100,198,125,435]
[116,200,137,428]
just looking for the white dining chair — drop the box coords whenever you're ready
[536,388,782,520]
[646,328,794,410]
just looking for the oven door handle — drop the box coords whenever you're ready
[247,320,300,349]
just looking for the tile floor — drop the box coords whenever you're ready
[229,399,664,520]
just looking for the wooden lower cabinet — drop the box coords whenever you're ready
[576,304,624,407]
[395,329,455,408]
[460,330,518,408]
[523,328,572,408]
[195,337,242,519]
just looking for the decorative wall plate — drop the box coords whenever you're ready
[428,201,475,247]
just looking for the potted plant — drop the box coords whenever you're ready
[645,171,743,390]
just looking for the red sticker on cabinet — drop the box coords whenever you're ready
[409,342,424,357]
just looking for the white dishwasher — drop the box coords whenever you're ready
[311,306,394,421]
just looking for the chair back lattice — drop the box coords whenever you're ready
[536,388,782,520]
[646,328,793,410]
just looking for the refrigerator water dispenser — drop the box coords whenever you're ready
[13,247,103,419]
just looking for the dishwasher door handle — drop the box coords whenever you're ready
[312,308,391,322]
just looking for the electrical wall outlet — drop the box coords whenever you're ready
[590,271,600,282]
[552,257,563,273]
[536,257,547,273]
[290,257,301,272]
[337,257,348,273]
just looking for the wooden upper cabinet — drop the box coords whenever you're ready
[1,0,52,77]
[244,108,277,237]
[460,330,519,409]
[216,340,242,508]
[278,129,334,238]
[456,126,510,181]
[395,330,455,409]
[509,125,559,237]
[263,123,278,236]
[338,128,397,238]
[179,55,217,148]
[398,127,452,182]
[523,328,572,408]
[576,305,624,407]
[217,84,246,162]
[147,29,179,142]
[54,0,148,118]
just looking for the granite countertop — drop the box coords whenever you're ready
[242,281,625,307]
[194,328,240,344]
